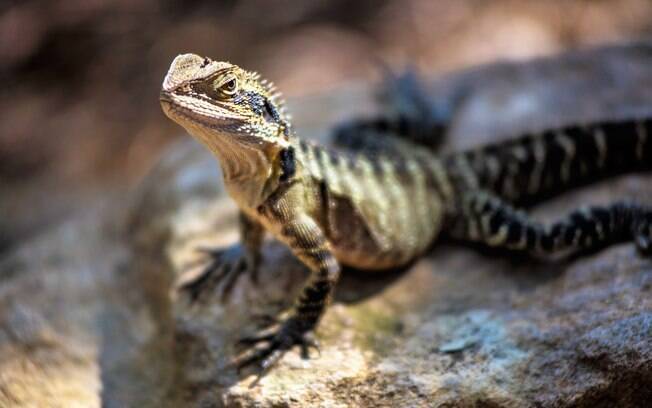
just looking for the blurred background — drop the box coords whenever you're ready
[2,0,652,253]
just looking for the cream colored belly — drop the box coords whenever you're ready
[330,246,407,270]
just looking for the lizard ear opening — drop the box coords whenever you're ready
[262,98,291,138]
[262,99,280,123]
[279,146,296,182]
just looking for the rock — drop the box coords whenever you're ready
[2,43,652,407]
[0,202,175,408]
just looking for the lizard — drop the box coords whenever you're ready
[159,53,652,378]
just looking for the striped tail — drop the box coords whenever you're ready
[445,117,652,205]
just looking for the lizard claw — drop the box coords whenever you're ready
[299,332,320,359]
[228,318,315,384]
[178,244,258,303]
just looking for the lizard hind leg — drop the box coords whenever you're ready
[332,68,468,153]
[376,67,463,150]
[450,190,652,257]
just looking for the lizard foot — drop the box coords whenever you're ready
[178,244,258,302]
[229,318,319,385]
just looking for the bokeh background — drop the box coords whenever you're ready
[2,0,652,253]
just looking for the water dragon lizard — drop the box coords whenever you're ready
[159,53,652,378]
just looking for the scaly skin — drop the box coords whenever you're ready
[160,53,652,378]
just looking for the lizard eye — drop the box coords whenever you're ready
[206,75,239,99]
[221,78,238,95]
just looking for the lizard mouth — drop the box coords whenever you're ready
[159,90,247,133]
[159,90,173,103]
[159,91,175,116]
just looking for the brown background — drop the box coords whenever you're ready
[2,0,652,252]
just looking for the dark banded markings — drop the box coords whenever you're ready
[279,146,296,182]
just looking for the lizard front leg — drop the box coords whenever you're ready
[180,211,264,301]
[232,211,340,378]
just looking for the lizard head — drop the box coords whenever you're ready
[160,54,292,159]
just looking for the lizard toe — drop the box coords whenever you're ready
[230,318,315,384]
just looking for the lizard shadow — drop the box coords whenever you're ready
[431,238,586,292]
[337,236,621,303]
[311,237,617,305]
[336,263,413,303]
[332,230,627,304]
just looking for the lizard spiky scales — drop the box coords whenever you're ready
[160,53,652,378]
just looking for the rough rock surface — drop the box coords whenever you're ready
[2,43,652,407]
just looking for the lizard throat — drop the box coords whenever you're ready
[188,122,274,181]
[161,98,274,181]
[183,120,284,208]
